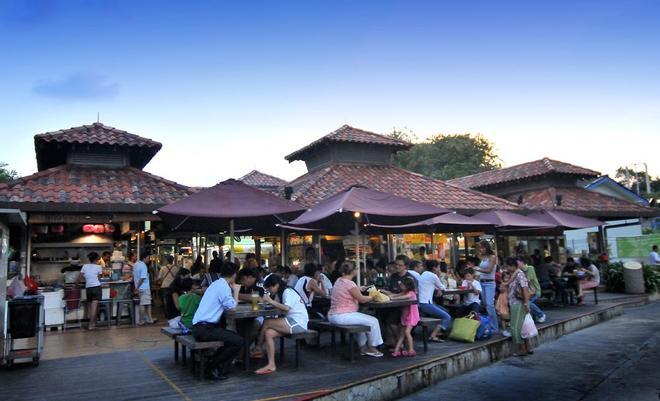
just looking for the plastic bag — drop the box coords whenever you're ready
[168,316,181,329]
[368,287,390,303]
[7,277,26,299]
[521,313,538,339]
[24,276,39,295]
[476,314,493,340]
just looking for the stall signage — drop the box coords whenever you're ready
[82,224,115,234]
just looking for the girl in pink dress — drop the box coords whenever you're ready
[392,276,420,357]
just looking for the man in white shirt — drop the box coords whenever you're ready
[649,245,660,266]
[133,252,155,325]
[191,262,242,380]
[414,260,453,341]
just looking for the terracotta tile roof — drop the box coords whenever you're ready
[287,164,519,214]
[285,125,412,162]
[0,165,192,212]
[508,187,658,218]
[447,158,600,189]
[34,122,162,149]
[238,170,287,188]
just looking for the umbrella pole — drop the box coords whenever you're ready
[280,228,286,266]
[230,219,235,263]
[355,220,361,286]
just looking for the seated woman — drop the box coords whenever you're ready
[327,262,384,357]
[253,274,308,375]
[294,263,327,319]
[577,258,600,305]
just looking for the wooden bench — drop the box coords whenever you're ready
[160,327,185,362]
[175,335,224,380]
[308,320,370,362]
[416,317,443,353]
[278,330,319,369]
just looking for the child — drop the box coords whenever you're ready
[391,276,420,357]
[458,268,482,317]
[177,278,201,329]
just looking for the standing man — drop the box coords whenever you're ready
[79,252,103,330]
[381,255,416,348]
[100,251,112,269]
[192,263,242,380]
[134,251,155,325]
[649,245,660,267]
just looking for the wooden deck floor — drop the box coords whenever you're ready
[0,292,646,401]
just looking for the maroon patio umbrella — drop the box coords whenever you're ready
[157,179,305,259]
[526,210,604,230]
[471,210,556,230]
[288,186,450,231]
[367,212,496,233]
[287,186,450,284]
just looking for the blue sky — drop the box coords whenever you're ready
[1,0,658,186]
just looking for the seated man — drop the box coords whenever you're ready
[191,263,242,380]
[236,267,266,351]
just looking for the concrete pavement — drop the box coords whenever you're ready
[401,301,660,401]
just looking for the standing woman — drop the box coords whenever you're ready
[78,252,102,330]
[327,262,383,357]
[504,257,534,356]
[475,240,499,333]
[253,274,309,375]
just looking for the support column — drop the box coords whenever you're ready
[255,238,262,266]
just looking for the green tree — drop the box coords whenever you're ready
[391,131,501,180]
[0,162,17,183]
[615,166,660,198]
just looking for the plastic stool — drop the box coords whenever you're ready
[115,299,135,326]
[96,300,113,327]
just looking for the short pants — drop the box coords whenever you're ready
[86,286,102,301]
[139,289,152,306]
[285,317,306,334]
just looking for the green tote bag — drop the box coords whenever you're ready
[448,312,480,343]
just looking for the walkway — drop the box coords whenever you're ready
[401,300,660,401]
[0,292,650,401]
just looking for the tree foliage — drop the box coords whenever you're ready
[0,162,17,183]
[391,130,501,180]
[615,166,660,197]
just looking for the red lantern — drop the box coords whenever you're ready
[83,224,95,233]
[93,224,105,234]
[104,224,115,233]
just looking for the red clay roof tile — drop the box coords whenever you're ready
[285,125,411,162]
[0,165,192,208]
[34,122,162,149]
[448,158,600,189]
[509,187,658,218]
[287,164,519,214]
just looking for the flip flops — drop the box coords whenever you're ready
[255,367,275,375]
[428,336,445,343]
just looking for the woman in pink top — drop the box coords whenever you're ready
[328,262,384,357]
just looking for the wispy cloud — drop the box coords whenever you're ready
[33,72,119,100]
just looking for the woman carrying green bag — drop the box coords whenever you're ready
[504,257,535,356]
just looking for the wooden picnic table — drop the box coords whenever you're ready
[226,303,284,319]
[366,298,416,309]
[226,304,285,371]
[436,288,475,309]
